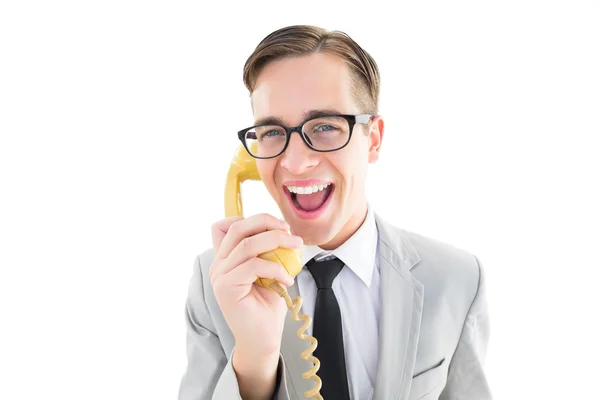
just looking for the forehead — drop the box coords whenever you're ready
[251,52,357,125]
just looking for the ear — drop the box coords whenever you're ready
[367,115,384,163]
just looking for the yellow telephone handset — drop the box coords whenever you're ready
[224,143,323,399]
[224,143,303,287]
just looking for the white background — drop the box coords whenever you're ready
[1,1,598,399]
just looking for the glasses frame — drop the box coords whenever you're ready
[237,113,373,159]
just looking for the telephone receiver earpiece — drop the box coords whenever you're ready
[224,143,302,288]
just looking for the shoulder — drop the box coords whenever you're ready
[377,216,484,309]
[186,248,216,307]
[402,227,482,286]
[186,247,237,351]
[197,247,216,274]
[187,248,216,291]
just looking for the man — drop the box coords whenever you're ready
[178,25,492,400]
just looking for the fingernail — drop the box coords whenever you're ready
[285,274,295,286]
[292,235,303,246]
[280,220,290,230]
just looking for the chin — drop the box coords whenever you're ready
[282,207,342,246]
[292,223,336,245]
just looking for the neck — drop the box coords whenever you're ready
[320,200,368,250]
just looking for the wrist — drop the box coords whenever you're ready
[233,343,280,376]
[233,345,280,400]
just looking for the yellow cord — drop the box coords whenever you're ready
[269,282,323,400]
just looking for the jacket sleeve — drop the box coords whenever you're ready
[439,256,493,400]
[177,255,291,400]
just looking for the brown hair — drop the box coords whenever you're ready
[243,25,380,115]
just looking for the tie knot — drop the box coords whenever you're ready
[306,257,345,289]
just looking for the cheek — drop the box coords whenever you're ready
[327,154,353,183]
[333,141,365,174]
[257,160,281,196]
[329,150,367,192]
[257,160,275,183]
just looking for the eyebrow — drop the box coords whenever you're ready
[253,109,344,127]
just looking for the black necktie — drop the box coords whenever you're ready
[306,257,350,400]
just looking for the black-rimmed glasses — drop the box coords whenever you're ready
[237,113,373,159]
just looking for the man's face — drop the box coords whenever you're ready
[251,52,383,249]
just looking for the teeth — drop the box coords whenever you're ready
[287,183,331,194]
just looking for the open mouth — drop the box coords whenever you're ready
[283,183,335,219]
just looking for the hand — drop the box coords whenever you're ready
[209,212,303,358]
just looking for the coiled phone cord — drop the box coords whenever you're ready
[269,282,323,400]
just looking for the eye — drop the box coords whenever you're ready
[314,124,338,132]
[261,130,284,138]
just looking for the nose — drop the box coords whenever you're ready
[279,130,318,174]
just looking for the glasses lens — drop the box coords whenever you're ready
[244,125,287,158]
[303,116,351,151]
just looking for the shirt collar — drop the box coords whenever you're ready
[300,205,379,287]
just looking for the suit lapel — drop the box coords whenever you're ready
[372,214,424,400]
[280,281,316,400]
[280,214,424,400]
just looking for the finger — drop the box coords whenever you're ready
[254,284,284,304]
[223,229,302,275]
[223,257,295,288]
[211,228,302,280]
[216,213,290,260]
[211,216,244,253]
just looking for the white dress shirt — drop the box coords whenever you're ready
[297,206,380,400]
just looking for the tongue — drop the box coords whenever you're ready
[296,188,330,211]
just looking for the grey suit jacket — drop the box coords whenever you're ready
[178,214,492,400]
